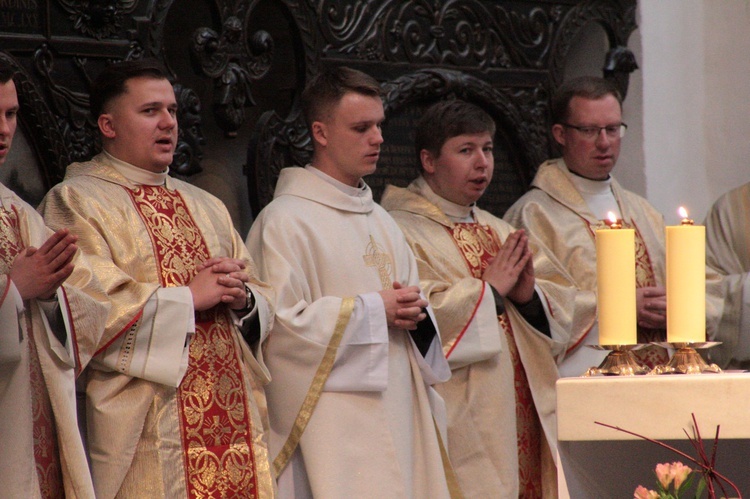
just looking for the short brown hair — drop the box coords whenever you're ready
[0,59,15,85]
[90,59,169,119]
[550,76,622,125]
[301,66,381,132]
[415,99,496,170]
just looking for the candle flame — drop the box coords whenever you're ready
[607,211,618,224]
[678,206,688,219]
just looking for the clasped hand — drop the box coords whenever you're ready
[189,257,251,311]
[482,229,535,305]
[636,286,667,329]
[379,281,428,330]
[10,228,77,300]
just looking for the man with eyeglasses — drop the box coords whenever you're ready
[505,76,670,376]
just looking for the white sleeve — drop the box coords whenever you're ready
[93,286,194,387]
[323,292,389,392]
[0,282,24,364]
[445,281,503,370]
[36,288,75,367]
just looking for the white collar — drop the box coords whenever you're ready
[563,165,613,195]
[103,150,168,186]
[416,176,474,223]
[306,164,367,198]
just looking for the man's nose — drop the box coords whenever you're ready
[0,116,10,137]
[476,151,490,168]
[595,128,611,147]
[160,110,177,128]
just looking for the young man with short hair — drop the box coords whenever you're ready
[382,99,589,498]
[40,59,275,498]
[246,66,456,498]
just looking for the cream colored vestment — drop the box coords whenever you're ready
[704,182,750,367]
[382,177,584,498]
[40,153,275,498]
[246,166,455,499]
[505,158,735,370]
[1,182,107,498]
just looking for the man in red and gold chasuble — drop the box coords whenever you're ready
[39,60,275,498]
[505,76,733,376]
[0,61,108,498]
[382,100,593,498]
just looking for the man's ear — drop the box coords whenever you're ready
[551,123,566,148]
[311,121,327,147]
[98,114,116,139]
[420,149,436,175]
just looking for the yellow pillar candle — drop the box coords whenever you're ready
[595,217,637,345]
[666,208,706,343]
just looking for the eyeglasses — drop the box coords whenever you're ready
[560,123,627,139]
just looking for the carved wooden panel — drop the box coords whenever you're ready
[0,0,637,217]
[243,0,638,216]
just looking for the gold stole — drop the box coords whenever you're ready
[447,222,543,497]
[0,205,64,498]
[127,185,260,497]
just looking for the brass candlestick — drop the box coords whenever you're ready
[583,344,649,376]
[651,342,722,374]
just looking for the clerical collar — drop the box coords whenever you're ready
[563,163,620,220]
[416,175,474,223]
[306,164,367,198]
[104,150,169,186]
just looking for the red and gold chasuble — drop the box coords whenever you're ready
[127,185,260,498]
[0,205,63,498]
[448,222,543,498]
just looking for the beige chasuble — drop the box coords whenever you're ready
[1,182,106,498]
[40,153,275,498]
[504,159,673,371]
[703,181,750,367]
[505,159,737,370]
[246,166,456,499]
[383,177,583,499]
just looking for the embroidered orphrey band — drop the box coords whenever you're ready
[127,185,260,496]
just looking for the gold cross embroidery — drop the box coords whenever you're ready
[203,415,233,446]
[363,235,393,290]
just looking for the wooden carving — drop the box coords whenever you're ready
[0,0,638,215]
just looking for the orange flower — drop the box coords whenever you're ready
[655,462,674,489]
[671,462,692,489]
[633,485,659,499]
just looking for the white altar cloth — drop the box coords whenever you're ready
[557,372,750,498]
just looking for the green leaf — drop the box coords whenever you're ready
[675,471,696,497]
[695,476,707,498]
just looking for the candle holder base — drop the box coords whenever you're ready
[651,342,722,375]
[583,345,649,376]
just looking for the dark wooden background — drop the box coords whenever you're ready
[0,0,637,218]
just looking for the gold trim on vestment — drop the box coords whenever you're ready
[273,297,356,476]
